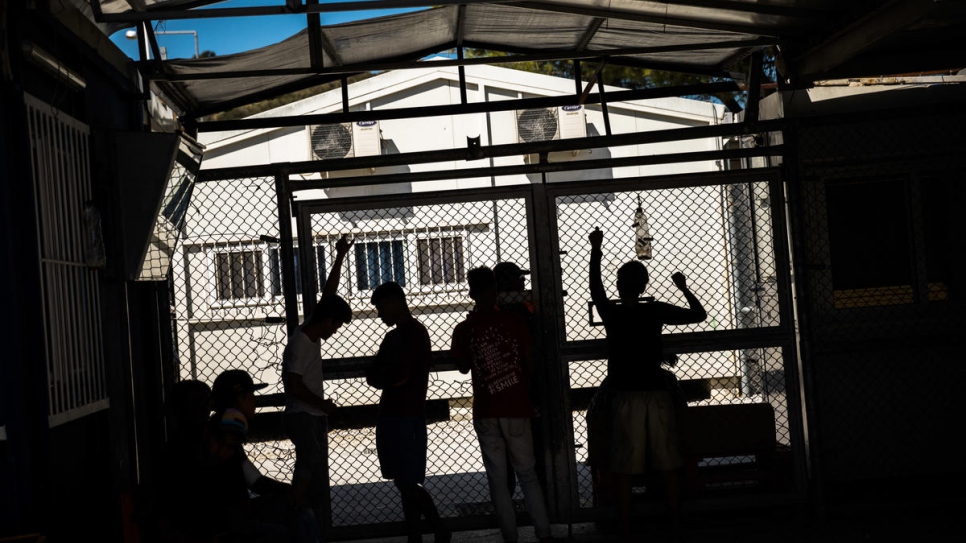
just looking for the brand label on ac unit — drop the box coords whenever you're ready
[561,105,583,112]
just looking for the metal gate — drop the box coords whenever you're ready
[275,167,803,536]
[170,164,803,538]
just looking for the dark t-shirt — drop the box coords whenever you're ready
[371,317,432,417]
[590,249,706,391]
[451,309,536,418]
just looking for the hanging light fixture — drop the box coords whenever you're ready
[633,193,653,260]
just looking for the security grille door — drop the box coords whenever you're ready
[171,169,802,538]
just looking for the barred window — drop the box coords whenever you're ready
[269,245,327,296]
[355,240,406,290]
[216,250,264,300]
[417,236,465,285]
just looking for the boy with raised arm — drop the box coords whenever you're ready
[587,227,706,542]
[281,235,353,530]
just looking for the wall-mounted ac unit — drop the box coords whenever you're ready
[515,105,587,143]
[307,120,381,161]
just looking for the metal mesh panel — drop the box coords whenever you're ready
[555,182,780,342]
[305,196,531,527]
[793,112,964,482]
[170,172,798,531]
[554,178,790,506]
[308,198,531,358]
[171,176,288,391]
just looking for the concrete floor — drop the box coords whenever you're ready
[345,495,956,543]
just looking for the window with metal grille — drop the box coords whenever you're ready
[269,245,327,296]
[826,177,913,308]
[417,236,465,285]
[215,250,264,300]
[355,240,406,290]
[26,94,108,426]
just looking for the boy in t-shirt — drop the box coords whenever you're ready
[366,281,451,543]
[281,236,353,530]
[451,267,552,543]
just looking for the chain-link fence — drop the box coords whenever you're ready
[171,176,289,391]
[170,170,797,533]
[299,194,532,528]
[791,111,964,484]
[552,179,792,506]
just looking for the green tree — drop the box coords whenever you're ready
[462,47,777,112]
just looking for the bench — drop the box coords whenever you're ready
[677,403,787,496]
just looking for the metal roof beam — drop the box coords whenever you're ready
[456,4,468,46]
[575,17,606,52]
[198,117,785,182]
[791,0,936,82]
[305,1,326,69]
[121,0,147,11]
[291,146,785,190]
[194,81,739,132]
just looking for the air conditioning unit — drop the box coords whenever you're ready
[515,105,587,143]
[307,120,381,161]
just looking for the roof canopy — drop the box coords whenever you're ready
[80,1,966,119]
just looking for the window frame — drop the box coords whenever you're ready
[817,170,952,311]
[416,235,467,288]
[212,248,266,304]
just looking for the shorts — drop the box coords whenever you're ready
[375,415,427,486]
[610,389,682,474]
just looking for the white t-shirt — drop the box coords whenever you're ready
[282,328,327,416]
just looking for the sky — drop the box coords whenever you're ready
[108,0,422,61]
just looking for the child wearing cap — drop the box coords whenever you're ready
[211,369,295,508]
[156,406,290,542]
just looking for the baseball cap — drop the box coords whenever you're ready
[211,369,267,409]
[494,262,529,289]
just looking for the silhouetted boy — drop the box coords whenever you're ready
[587,227,706,542]
[451,267,552,543]
[281,236,353,529]
[366,281,451,543]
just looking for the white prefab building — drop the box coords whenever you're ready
[176,62,769,411]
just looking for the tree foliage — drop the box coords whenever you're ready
[463,47,777,112]
[202,46,777,121]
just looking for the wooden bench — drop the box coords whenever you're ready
[677,403,787,496]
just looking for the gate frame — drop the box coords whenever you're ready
[270,166,809,536]
[539,167,809,521]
